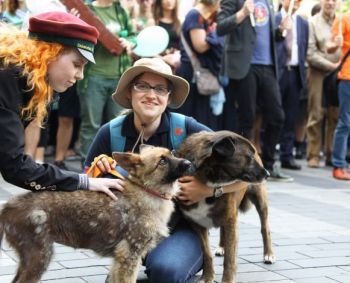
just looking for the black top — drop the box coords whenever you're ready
[158,21,180,50]
[0,63,84,192]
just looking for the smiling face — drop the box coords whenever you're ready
[128,72,171,123]
[47,48,87,93]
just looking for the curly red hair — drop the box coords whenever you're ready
[0,24,66,125]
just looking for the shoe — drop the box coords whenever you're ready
[54,160,69,171]
[281,159,301,170]
[267,164,294,182]
[333,168,350,180]
[294,141,306,160]
[307,157,320,168]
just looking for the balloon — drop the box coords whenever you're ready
[133,26,169,57]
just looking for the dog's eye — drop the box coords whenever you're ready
[158,157,167,166]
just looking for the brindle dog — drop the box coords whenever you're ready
[176,130,275,283]
[0,145,192,283]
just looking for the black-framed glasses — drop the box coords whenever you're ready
[133,82,171,97]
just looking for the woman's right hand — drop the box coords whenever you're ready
[94,156,117,174]
[88,177,124,201]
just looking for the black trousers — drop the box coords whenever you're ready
[227,65,284,169]
[279,66,302,162]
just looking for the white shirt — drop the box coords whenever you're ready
[281,8,299,66]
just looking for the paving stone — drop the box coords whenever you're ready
[59,258,112,268]
[276,266,346,279]
[53,251,90,261]
[289,257,350,268]
[328,274,350,283]
[295,277,340,283]
[41,266,109,281]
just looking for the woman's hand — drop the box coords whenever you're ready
[177,176,213,205]
[88,177,124,201]
[94,156,117,174]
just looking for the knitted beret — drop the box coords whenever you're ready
[28,11,99,63]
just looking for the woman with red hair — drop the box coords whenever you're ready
[0,11,124,199]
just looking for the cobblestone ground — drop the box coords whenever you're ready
[0,159,350,283]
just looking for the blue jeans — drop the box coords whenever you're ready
[144,221,203,283]
[332,80,350,168]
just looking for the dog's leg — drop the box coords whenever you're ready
[11,241,53,283]
[191,224,214,283]
[109,240,142,283]
[215,226,225,256]
[221,212,238,283]
[248,184,275,264]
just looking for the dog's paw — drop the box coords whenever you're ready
[196,276,215,283]
[214,246,224,256]
[264,253,276,264]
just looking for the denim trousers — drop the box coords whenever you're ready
[144,220,203,283]
[332,80,350,168]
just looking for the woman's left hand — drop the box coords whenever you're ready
[176,176,213,206]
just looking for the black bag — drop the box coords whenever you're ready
[322,50,350,107]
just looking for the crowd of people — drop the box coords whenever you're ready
[1,0,348,182]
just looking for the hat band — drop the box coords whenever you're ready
[28,32,95,53]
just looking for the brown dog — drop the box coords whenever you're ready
[0,145,192,283]
[176,130,275,283]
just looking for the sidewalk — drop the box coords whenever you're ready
[1,159,350,283]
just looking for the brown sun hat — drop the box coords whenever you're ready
[112,58,189,109]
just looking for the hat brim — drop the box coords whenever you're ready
[112,66,189,109]
[78,48,95,64]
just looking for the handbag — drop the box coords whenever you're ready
[323,49,350,107]
[181,33,221,96]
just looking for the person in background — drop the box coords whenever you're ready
[85,57,248,283]
[135,0,155,32]
[0,11,123,199]
[1,0,27,28]
[153,0,181,69]
[217,0,293,182]
[329,11,350,180]
[78,0,135,165]
[176,0,223,130]
[275,0,308,170]
[306,0,341,168]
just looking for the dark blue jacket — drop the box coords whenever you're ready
[275,12,309,89]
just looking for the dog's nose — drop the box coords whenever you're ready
[181,160,194,175]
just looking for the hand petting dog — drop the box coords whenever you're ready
[177,175,214,205]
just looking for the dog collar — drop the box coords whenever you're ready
[142,187,172,200]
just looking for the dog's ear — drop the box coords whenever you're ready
[112,152,142,171]
[212,136,236,157]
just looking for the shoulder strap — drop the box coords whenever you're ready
[340,49,350,68]
[180,32,200,68]
[169,112,187,150]
[110,115,126,152]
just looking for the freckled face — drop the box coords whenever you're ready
[47,48,87,93]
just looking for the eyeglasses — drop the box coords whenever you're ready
[133,82,171,97]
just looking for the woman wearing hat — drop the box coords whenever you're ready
[0,11,124,199]
[85,57,247,282]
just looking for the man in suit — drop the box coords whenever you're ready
[275,0,308,170]
[217,0,293,181]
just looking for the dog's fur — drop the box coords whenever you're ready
[0,145,192,283]
[176,130,275,283]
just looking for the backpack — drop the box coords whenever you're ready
[109,112,187,152]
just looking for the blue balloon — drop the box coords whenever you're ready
[133,26,169,57]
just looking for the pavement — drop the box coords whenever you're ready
[0,157,350,283]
